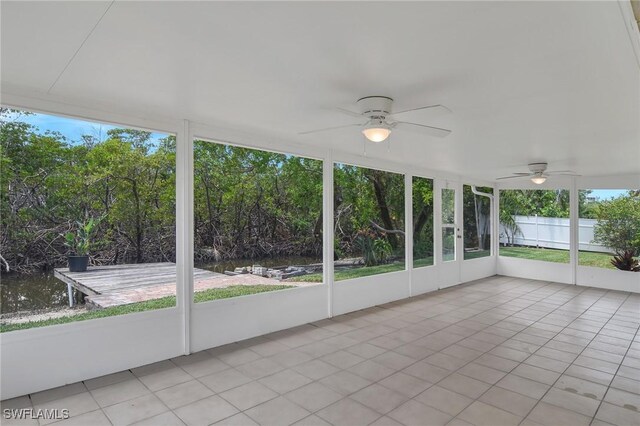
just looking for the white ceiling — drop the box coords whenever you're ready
[2,1,639,181]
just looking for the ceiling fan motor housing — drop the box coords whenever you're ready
[528,162,548,174]
[357,96,393,118]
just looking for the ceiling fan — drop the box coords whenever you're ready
[497,163,579,184]
[299,96,452,142]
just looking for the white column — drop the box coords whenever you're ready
[570,178,579,284]
[323,150,334,317]
[493,188,500,269]
[434,180,443,266]
[176,119,194,354]
[405,174,413,296]
[456,182,464,262]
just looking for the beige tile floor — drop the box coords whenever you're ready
[2,276,640,426]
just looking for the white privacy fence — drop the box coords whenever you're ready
[499,215,612,253]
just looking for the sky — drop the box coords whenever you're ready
[589,189,628,200]
[7,110,168,146]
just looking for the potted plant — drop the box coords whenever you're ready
[64,218,97,272]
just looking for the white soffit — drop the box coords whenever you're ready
[1,1,638,181]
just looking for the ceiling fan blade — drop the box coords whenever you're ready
[299,123,361,135]
[391,104,452,118]
[496,175,530,180]
[335,107,363,118]
[394,121,452,138]
[511,172,532,176]
[547,170,578,175]
[547,172,582,176]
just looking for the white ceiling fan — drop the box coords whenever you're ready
[497,162,579,184]
[299,96,453,142]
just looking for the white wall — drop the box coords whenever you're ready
[191,285,328,353]
[1,309,183,399]
[577,266,640,292]
[497,256,573,285]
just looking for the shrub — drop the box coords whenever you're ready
[355,229,393,267]
[610,250,640,272]
[355,230,377,266]
[413,238,433,259]
[593,194,640,255]
[373,238,393,263]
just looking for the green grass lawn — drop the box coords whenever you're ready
[500,246,615,269]
[413,257,434,268]
[290,262,407,283]
[0,285,294,333]
[577,251,617,269]
[415,250,491,265]
[295,252,494,279]
[464,250,491,260]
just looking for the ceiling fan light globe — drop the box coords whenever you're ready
[531,176,546,185]
[362,127,391,142]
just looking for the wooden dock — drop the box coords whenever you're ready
[54,262,222,309]
[54,262,314,309]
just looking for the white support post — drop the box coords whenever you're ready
[323,150,334,317]
[67,283,74,307]
[176,119,194,354]
[434,180,443,266]
[405,174,413,296]
[456,183,464,263]
[494,189,500,268]
[570,178,579,285]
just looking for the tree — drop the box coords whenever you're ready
[412,177,433,258]
[463,186,492,251]
[0,109,177,272]
[333,164,404,263]
[593,193,640,255]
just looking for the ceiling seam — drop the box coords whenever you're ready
[47,0,115,94]
[617,0,640,71]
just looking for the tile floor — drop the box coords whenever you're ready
[2,276,640,426]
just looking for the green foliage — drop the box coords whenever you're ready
[412,239,433,260]
[193,141,323,262]
[334,163,404,261]
[593,194,640,255]
[500,189,571,218]
[578,190,598,219]
[63,218,99,256]
[351,217,399,267]
[373,237,393,264]
[463,186,492,251]
[355,233,374,266]
[412,177,434,260]
[610,250,640,272]
[1,110,176,271]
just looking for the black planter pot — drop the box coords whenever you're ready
[68,255,89,272]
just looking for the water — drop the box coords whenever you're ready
[197,256,321,274]
[0,256,322,313]
[1,273,68,313]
